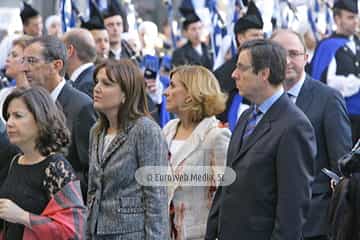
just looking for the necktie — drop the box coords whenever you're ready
[109,51,116,59]
[242,107,262,140]
[287,92,296,103]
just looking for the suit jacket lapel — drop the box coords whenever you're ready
[101,121,135,166]
[296,76,314,113]
[56,83,70,109]
[167,118,214,171]
[184,43,202,64]
[226,109,250,165]
[231,94,287,166]
[232,120,271,165]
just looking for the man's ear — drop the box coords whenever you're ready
[67,44,75,57]
[259,68,270,82]
[52,59,64,73]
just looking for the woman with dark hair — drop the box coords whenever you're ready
[0,87,85,240]
[87,59,169,239]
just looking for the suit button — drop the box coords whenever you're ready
[355,62,359,67]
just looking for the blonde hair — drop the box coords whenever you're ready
[170,65,227,123]
[12,35,33,49]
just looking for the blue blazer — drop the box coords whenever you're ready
[299,76,352,236]
[206,94,316,240]
[72,65,95,98]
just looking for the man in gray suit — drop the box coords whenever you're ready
[22,36,97,200]
[206,39,316,240]
[272,29,353,240]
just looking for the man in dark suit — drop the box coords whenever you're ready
[214,1,264,130]
[23,36,97,200]
[171,0,213,70]
[272,29,353,240]
[206,39,316,240]
[63,28,96,98]
[102,0,138,61]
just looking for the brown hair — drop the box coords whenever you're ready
[3,86,70,156]
[93,59,150,133]
[169,65,227,123]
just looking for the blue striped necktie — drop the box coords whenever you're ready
[242,106,262,140]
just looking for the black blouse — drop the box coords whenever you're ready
[0,153,76,240]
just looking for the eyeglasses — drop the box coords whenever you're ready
[21,56,44,65]
[235,62,253,72]
[287,50,306,59]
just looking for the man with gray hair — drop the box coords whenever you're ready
[22,35,97,200]
[272,29,352,240]
[62,28,97,98]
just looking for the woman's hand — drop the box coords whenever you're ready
[0,199,30,227]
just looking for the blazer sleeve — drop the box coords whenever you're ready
[137,121,170,240]
[271,119,316,240]
[323,90,352,172]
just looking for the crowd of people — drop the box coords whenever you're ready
[0,0,359,239]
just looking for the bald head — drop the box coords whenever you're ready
[271,29,308,90]
[63,28,97,63]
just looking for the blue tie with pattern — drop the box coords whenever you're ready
[242,106,262,140]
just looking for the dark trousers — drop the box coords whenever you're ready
[304,236,329,240]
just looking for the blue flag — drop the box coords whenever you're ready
[60,0,78,32]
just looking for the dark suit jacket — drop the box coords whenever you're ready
[172,41,213,70]
[57,83,97,199]
[206,94,316,240]
[72,65,95,98]
[298,76,352,236]
[109,40,141,64]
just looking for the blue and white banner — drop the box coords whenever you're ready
[60,0,78,32]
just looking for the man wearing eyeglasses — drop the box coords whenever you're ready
[272,29,352,240]
[22,36,97,201]
[206,39,316,240]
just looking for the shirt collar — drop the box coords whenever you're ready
[110,47,122,59]
[257,87,284,115]
[70,63,94,82]
[50,78,66,101]
[287,72,306,98]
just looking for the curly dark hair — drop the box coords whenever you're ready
[3,86,70,156]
